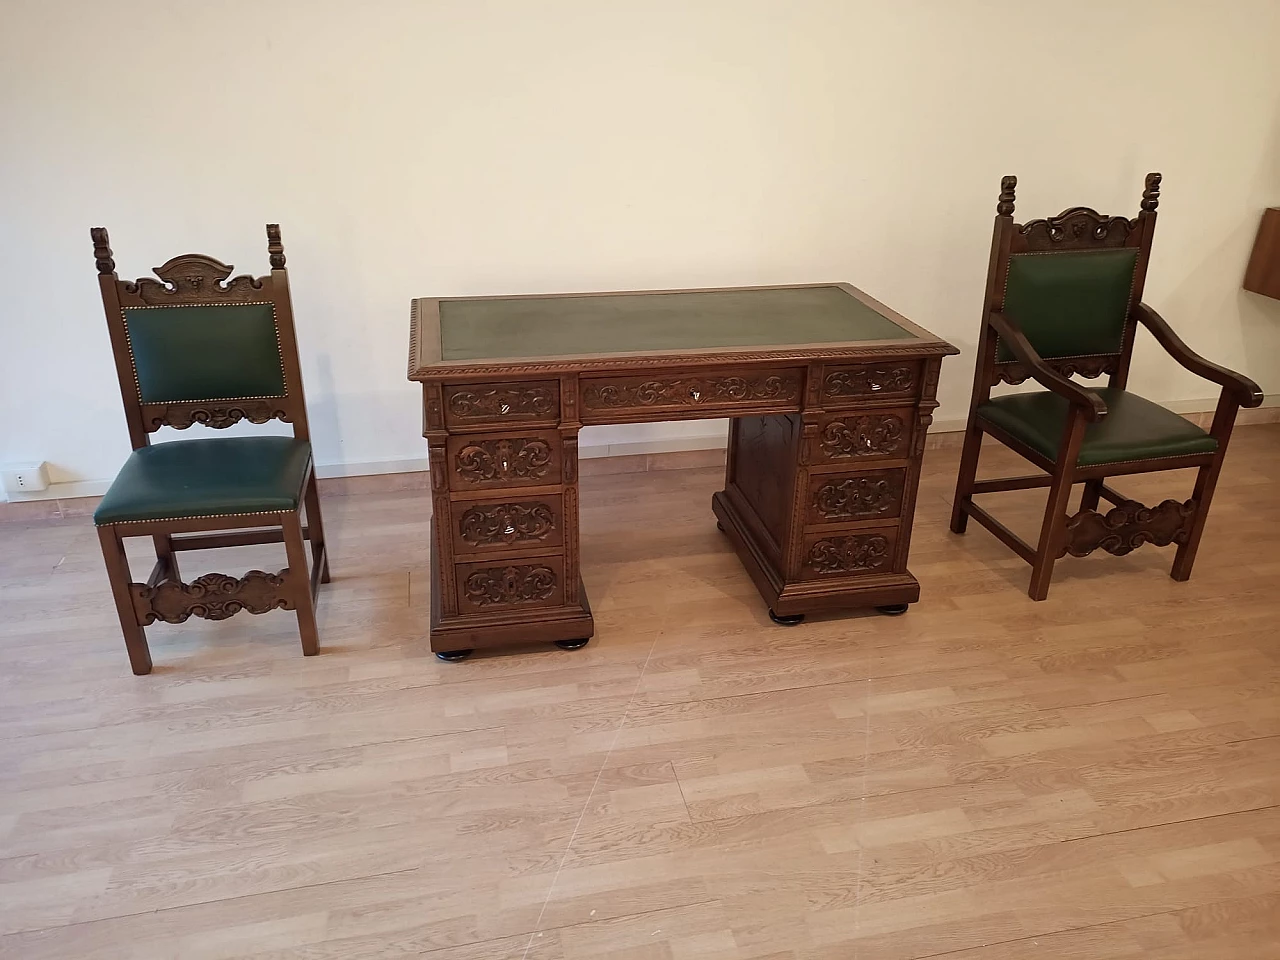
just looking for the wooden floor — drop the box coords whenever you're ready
[1,425,1279,959]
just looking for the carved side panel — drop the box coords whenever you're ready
[119,255,270,305]
[810,412,911,462]
[446,431,563,490]
[1060,498,1196,558]
[444,381,560,427]
[458,501,557,548]
[131,570,293,624]
[805,469,905,525]
[800,532,897,579]
[455,560,565,613]
[428,440,458,616]
[822,363,919,404]
[561,426,581,604]
[1016,207,1137,251]
[143,400,293,432]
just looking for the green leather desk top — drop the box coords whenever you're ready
[410,284,954,377]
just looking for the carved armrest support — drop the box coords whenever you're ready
[988,313,1109,422]
[1134,304,1263,408]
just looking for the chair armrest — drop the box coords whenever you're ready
[1134,303,1264,408]
[989,312,1108,422]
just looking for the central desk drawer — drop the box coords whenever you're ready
[446,429,563,491]
[580,367,803,421]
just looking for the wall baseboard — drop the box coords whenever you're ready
[4,396,1277,521]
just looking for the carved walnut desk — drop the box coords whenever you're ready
[408,283,958,661]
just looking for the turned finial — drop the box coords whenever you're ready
[1141,172,1161,212]
[91,227,115,275]
[997,175,1017,216]
[266,223,285,270]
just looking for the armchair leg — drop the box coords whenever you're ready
[1079,479,1103,513]
[1028,416,1087,601]
[283,512,320,656]
[152,534,180,583]
[1171,460,1224,582]
[98,526,152,675]
[950,423,984,534]
[303,472,330,584]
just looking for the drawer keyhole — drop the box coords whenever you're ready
[689,389,701,401]
[499,402,511,414]
[503,524,515,534]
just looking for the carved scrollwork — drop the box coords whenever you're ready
[91,227,115,274]
[812,476,901,521]
[1141,172,1161,212]
[463,565,557,606]
[818,415,906,459]
[459,502,556,547]
[823,365,917,399]
[1060,498,1196,559]
[997,175,1017,217]
[123,255,268,305]
[1018,207,1136,250]
[455,438,552,484]
[132,570,292,625]
[582,374,800,409]
[266,224,286,270]
[146,400,292,431]
[805,535,892,575]
[994,354,1117,386]
[447,386,557,420]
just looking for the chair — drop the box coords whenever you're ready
[950,173,1263,600]
[91,225,330,674]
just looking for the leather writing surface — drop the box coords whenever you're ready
[439,286,914,362]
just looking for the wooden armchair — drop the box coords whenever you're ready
[950,173,1263,600]
[91,225,329,674]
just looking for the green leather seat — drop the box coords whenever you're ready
[94,436,313,525]
[977,388,1218,466]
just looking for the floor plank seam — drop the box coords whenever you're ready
[852,676,874,960]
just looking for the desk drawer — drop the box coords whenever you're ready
[807,408,913,464]
[799,527,899,580]
[581,367,802,421]
[452,494,564,556]
[444,380,559,429]
[821,362,921,406]
[805,468,905,525]
[456,557,565,614]
[447,430,563,491]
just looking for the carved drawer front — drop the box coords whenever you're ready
[451,494,564,556]
[805,468,906,526]
[580,367,803,421]
[808,408,914,464]
[798,527,901,581]
[446,429,563,492]
[821,362,921,407]
[455,556,565,614]
[443,380,560,428]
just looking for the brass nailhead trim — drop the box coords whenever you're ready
[97,509,292,527]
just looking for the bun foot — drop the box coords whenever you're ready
[876,603,909,616]
[435,649,474,663]
[768,609,805,626]
[554,638,590,651]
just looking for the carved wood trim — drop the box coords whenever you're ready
[455,438,554,484]
[817,414,907,459]
[804,535,893,575]
[463,565,557,606]
[1016,207,1137,251]
[446,384,558,421]
[811,476,902,522]
[993,354,1118,386]
[582,373,800,410]
[144,400,294,431]
[131,569,293,624]
[1059,498,1196,558]
[121,254,270,305]
[823,364,917,401]
[458,502,556,547]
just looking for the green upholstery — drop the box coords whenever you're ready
[124,303,285,403]
[997,249,1139,361]
[438,286,914,361]
[977,388,1218,466]
[94,436,312,524]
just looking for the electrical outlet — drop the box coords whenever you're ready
[1,462,50,494]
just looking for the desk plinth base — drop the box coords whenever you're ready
[712,490,921,620]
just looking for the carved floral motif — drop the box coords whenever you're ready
[805,536,892,575]
[995,355,1116,386]
[146,400,291,431]
[459,502,556,547]
[1060,498,1196,559]
[132,570,292,624]
[123,255,268,304]
[463,565,557,606]
[823,366,916,399]
[812,476,901,521]
[455,438,552,484]
[1018,207,1136,250]
[447,386,557,420]
[583,374,799,409]
[818,415,906,459]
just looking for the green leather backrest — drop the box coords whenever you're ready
[998,248,1139,361]
[123,303,286,403]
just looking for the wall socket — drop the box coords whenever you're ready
[1,462,50,494]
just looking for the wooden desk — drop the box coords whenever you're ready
[408,283,958,660]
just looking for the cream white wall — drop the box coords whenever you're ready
[3,0,1279,495]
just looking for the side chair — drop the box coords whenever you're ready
[91,225,330,674]
[950,173,1263,600]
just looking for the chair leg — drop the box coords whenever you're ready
[1079,479,1104,513]
[949,422,984,534]
[1171,459,1224,582]
[97,526,152,675]
[303,472,330,584]
[283,511,320,656]
[1027,414,1088,602]
[152,534,180,582]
